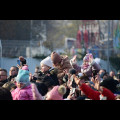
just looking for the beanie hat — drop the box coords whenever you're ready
[22,65,29,71]
[100,77,119,93]
[40,56,53,68]
[83,55,89,62]
[51,52,62,65]
[15,69,30,85]
[47,85,66,100]
[83,53,93,62]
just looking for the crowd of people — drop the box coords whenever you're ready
[0,52,120,100]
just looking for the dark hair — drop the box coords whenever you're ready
[21,59,26,66]
[11,66,19,72]
[69,69,77,75]
[100,77,119,93]
[101,69,107,73]
[0,69,7,75]
[0,87,13,100]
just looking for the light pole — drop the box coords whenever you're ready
[30,20,33,58]
[107,20,110,73]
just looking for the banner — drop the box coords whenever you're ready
[113,20,120,49]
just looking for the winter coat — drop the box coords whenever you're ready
[37,68,59,86]
[80,83,115,100]
[7,74,17,82]
[0,79,8,87]
[55,55,73,80]
[11,85,33,100]
[72,60,101,77]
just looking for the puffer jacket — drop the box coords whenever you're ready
[11,85,33,100]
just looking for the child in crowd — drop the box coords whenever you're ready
[70,53,101,78]
[45,85,66,100]
[40,56,59,86]
[11,69,34,100]
[51,52,72,83]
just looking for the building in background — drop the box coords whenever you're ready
[0,20,50,58]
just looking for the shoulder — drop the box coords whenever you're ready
[50,68,58,75]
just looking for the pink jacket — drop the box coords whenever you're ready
[11,85,34,100]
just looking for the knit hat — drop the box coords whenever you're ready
[83,54,89,62]
[51,52,62,65]
[15,69,30,85]
[83,53,93,62]
[100,77,119,93]
[40,56,53,68]
[46,85,66,100]
[22,65,29,71]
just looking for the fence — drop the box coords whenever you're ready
[0,40,2,68]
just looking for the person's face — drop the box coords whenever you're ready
[83,61,89,65]
[41,64,50,73]
[35,68,39,73]
[99,70,105,75]
[0,71,7,82]
[9,67,18,76]
[17,82,25,89]
[109,71,115,77]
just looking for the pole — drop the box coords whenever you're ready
[30,20,33,58]
[107,20,110,73]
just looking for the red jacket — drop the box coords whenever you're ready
[80,84,115,100]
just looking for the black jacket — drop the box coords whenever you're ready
[0,79,8,87]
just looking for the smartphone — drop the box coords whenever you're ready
[17,60,21,66]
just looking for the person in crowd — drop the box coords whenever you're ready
[70,53,101,78]
[11,69,34,100]
[109,70,115,78]
[2,81,17,92]
[1,52,120,101]
[8,66,19,81]
[99,69,107,76]
[17,56,27,70]
[45,85,66,100]
[51,52,72,84]
[40,56,59,86]
[31,66,40,82]
[100,76,119,95]
[0,69,8,87]
[72,74,116,100]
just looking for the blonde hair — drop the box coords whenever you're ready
[58,85,66,95]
